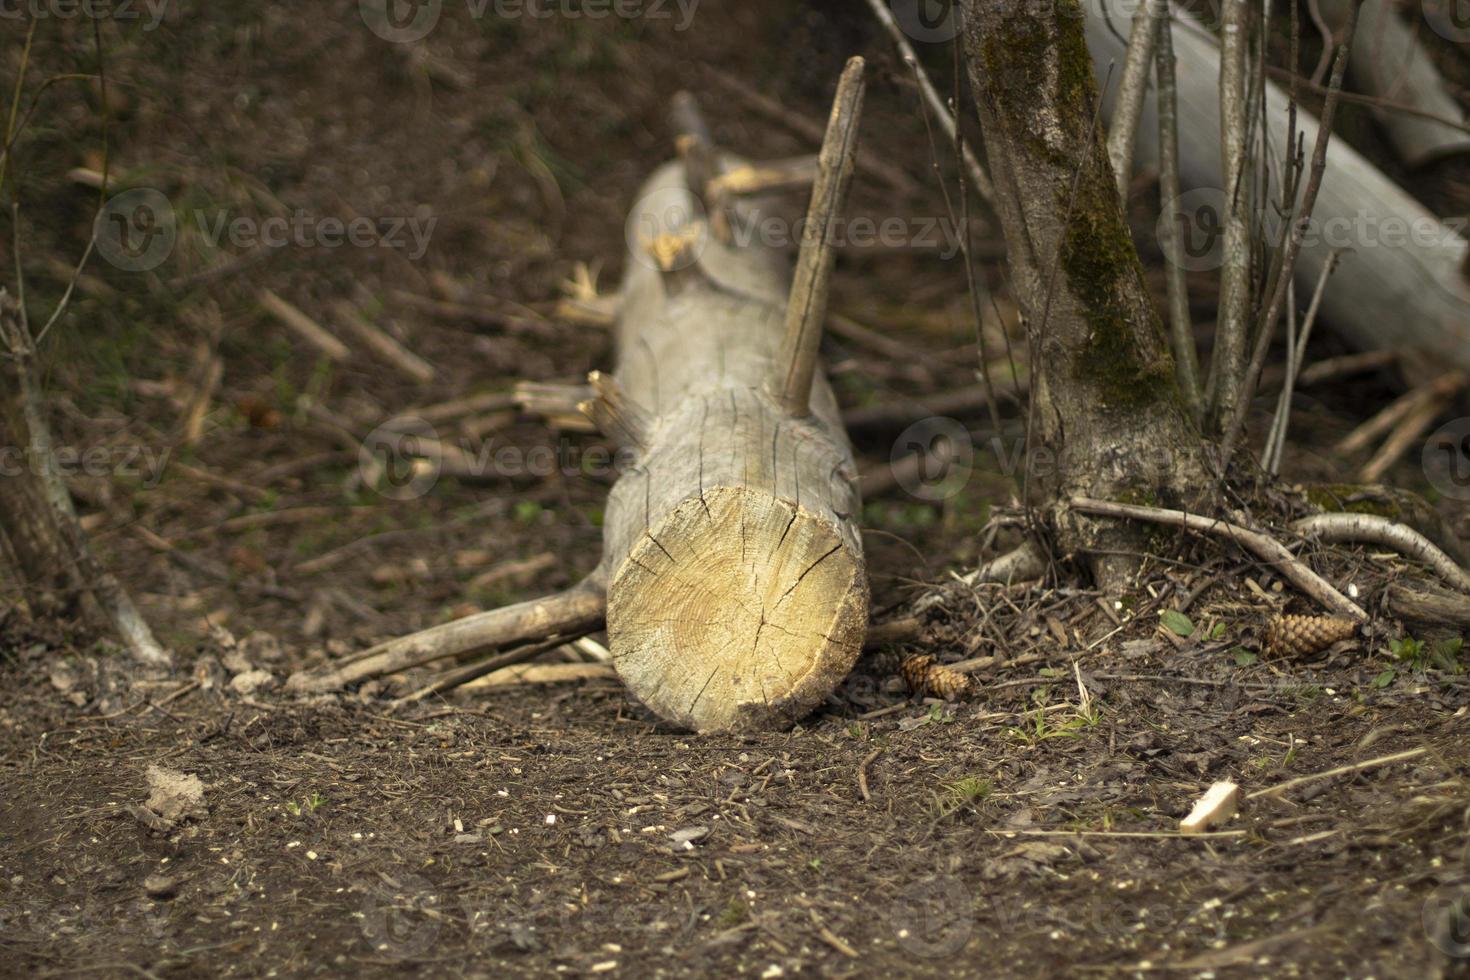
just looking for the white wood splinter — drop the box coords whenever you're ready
[1179,781,1241,835]
[600,58,870,731]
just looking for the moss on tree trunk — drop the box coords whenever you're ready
[960,0,1215,587]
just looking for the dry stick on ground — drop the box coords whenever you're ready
[1219,3,1358,465]
[0,292,170,666]
[288,578,606,692]
[1389,586,1470,628]
[1245,746,1428,800]
[258,289,350,362]
[1263,250,1340,474]
[1359,377,1464,482]
[1210,0,1253,427]
[293,71,873,732]
[1154,6,1203,422]
[861,0,995,206]
[333,300,436,384]
[1107,0,1164,202]
[1069,497,1367,621]
[1297,350,1397,387]
[1335,371,1467,456]
[1290,513,1470,593]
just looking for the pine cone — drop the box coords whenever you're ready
[899,654,976,700]
[1264,615,1358,657]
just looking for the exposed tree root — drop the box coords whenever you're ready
[1069,497,1367,621]
[1291,513,1470,594]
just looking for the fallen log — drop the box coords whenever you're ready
[291,63,871,732]
[1084,4,1470,375]
[1317,0,1470,167]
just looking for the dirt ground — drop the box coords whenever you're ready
[3,1,1470,977]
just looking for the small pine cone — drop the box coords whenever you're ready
[899,654,976,700]
[1265,615,1358,657]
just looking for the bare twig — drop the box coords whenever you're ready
[1245,747,1427,800]
[1209,0,1253,427]
[1219,2,1359,465]
[1108,0,1164,202]
[772,56,865,416]
[1290,513,1470,594]
[959,541,1047,586]
[862,0,994,205]
[1069,496,1366,621]
[1263,250,1339,474]
[1334,371,1466,457]
[1359,376,1464,482]
[334,300,436,383]
[1154,6,1202,422]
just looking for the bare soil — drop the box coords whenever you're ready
[3,2,1470,977]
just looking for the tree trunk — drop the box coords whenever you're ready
[598,161,868,731]
[958,0,1215,587]
[0,292,170,666]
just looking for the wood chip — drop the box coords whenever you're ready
[1179,781,1240,835]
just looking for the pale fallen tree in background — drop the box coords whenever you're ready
[292,62,873,732]
[1085,3,1470,375]
[1316,0,1470,167]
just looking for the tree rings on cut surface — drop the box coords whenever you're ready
[608,487,867,732]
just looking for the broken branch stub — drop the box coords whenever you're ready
[596,71,870,732]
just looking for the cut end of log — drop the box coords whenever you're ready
[607,486,867,732]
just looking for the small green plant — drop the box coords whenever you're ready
[1005,706,1098,745]
[715,897,749,929]
[1375,634,1465,688]
[285,793,326,817]
[1159,609,1194,637]
[513,500,544,524]
[932,775,994,819]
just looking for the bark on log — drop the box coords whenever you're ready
[1084,4,1470,374]
[598,162,867,732]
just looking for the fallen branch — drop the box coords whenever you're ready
[1069,497,1366,621]
[287,577,605,693]
[259,289,350,362]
